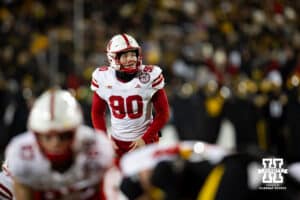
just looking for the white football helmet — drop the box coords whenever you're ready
[106,33,142,73]
[28,89,83,134]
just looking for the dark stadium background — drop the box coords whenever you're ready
[1,0,300,166]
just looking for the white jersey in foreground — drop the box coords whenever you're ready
[5,125,114,200]
[120,141,232,176]
[0,171,14,200]
[91,65,165,141]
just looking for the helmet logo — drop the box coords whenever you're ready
[121,33,131,47]
[50,90,56,121]
[139,72,150,84]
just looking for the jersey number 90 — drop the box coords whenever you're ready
[109,95,143,119]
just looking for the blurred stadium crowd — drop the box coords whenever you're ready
[1,0,300,164]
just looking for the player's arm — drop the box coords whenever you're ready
[12,178,33,200]
[90,67,109,133]
[142,89,170,143]
[91,92,107,132]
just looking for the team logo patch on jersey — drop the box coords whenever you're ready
[139,72,150,83]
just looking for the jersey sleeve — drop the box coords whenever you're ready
[90,66,109,91]
[91,93,107,132]
[149,65,165,90]
[142,89,170,143]
[0,172,13,200]
[91,69,100,91]
[75,126,114,169]
[4,134,44,186]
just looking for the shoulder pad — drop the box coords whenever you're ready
[98,66,109,71]
[5,134,45,185]
[141,65,162,75]
[145,65,164,89]
[91,66,111,91]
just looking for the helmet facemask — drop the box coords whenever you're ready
[116,49,140,74]
[34,129,76,172]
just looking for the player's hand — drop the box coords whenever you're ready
[129,138,145,151]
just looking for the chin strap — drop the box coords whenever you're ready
[43,150,74,165]
[34,134,74,166]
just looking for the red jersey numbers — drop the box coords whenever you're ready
[143,65,153,73]
[98,66,109,71]
[127,95,143,119]
[109,95,143,119]
[109,96,125,119]
[20,145,35,160]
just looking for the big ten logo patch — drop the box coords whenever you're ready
[258,158,288,190]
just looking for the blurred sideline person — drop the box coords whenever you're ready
[2,89,115,200]
[119,141,296,200]
[90,33,170,157]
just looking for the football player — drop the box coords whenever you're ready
[119,141,231,200]
[90,33,170,157]
[119,141,293,200]
[4,89,115,200]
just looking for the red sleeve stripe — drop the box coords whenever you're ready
[152,77,164,88]
[0,184,13,200]
[121,34,131,47]
[152,76,164,88]
[49,90,55,120]
[153,74,163,83]
[152,146,179,157]
[152,76,164,87]
[0,191,11,200]
[91,80,99,88]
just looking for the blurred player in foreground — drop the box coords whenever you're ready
[2,89,114,200]
[90,33,170,157]
[119,141,298,200]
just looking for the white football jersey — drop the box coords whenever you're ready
[91,65,165,141]
[120,141,232,176]
[0,171,14,200]
[5,125,114,200]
